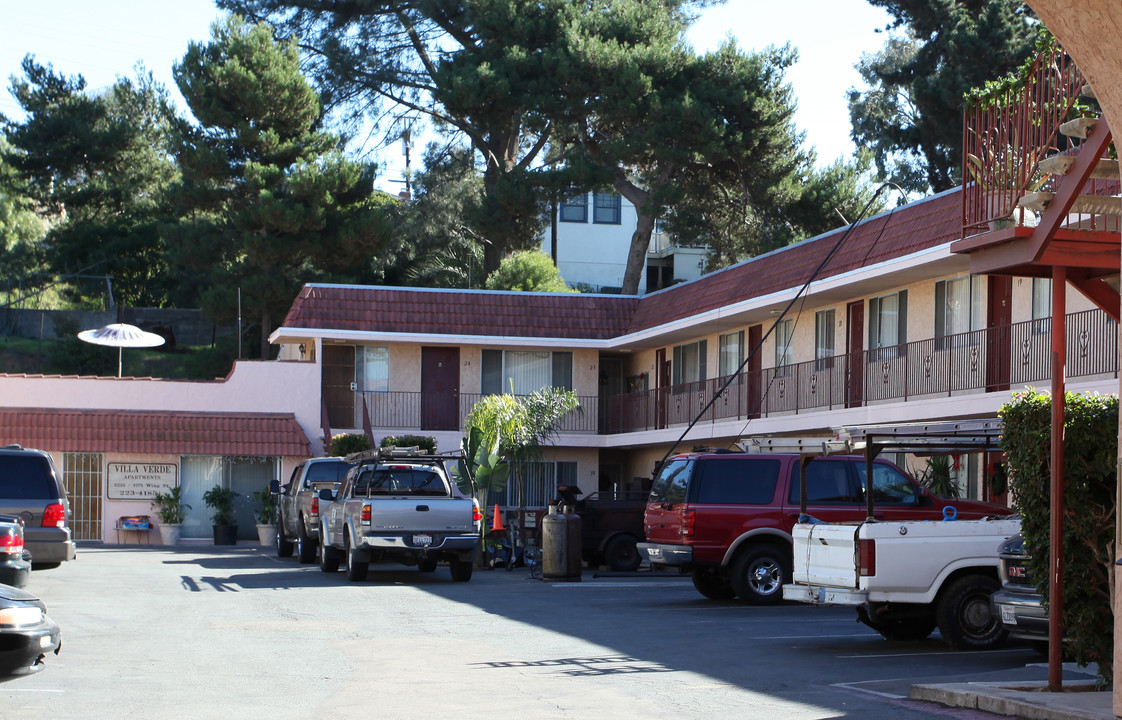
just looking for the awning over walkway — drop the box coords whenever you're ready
[0,408,312,457]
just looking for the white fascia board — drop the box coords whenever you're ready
[269,327,609,350]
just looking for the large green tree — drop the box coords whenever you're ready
[848,0,1037,194]
[2,59,180,306]
[171,16,392,357]
[217,0,706,274]
[0,135,48,296]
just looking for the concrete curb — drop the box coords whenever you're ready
[911,681,1113,720]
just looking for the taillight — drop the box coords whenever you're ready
[472,501,482,523]
[42,503,65,528]
[361,504,371,525]
[0,532,23,556]
[681,509,695,537]
[310,497,319,517]
[858,539,876,577]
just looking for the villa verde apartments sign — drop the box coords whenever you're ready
[107,462,178,500]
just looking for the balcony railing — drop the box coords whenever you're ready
[603,308,1116,434]
[351,309,1115,436]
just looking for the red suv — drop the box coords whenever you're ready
[638,451,1007,604]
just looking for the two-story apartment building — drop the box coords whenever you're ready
[270,186,1117,509]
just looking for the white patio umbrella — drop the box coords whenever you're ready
[77,323,166,377]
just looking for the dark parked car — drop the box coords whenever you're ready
[0,445,76,569]
[0,582,61,681]
[0,516,31,588]
[991,533,1049,649]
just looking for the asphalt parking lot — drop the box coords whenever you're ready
[1,545,1090,719]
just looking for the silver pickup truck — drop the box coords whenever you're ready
[317,449,481,582]
[271,457,356,563]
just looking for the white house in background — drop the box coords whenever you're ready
[540,190,708,293]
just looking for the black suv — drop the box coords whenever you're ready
[0,445,76,569]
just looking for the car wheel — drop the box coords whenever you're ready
[297,520,316,564]
[345,532,368,582]
[691,568,736,600]
[276,515,294,558]
[604,534,642,572]
[318,529,340,573]
[936,574,1007,650]
[730,546,789,605]
[418,559,437,573]
[449,559,474,582]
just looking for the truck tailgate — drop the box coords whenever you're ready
[367,498,475,532]
[791,522,861,588]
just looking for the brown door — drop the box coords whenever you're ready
[747,324,762,418]
[322,345,356,430]
[422,347,460,431]
[846,301,864,408]
[655,348,670,429]
[986,275,1012,391]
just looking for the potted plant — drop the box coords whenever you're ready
[150,487,191,545]
[202,486,239,545]
[253,485,277,547]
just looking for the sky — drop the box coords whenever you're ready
[0,0,894,192]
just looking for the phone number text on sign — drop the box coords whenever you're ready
[107,462,179,500]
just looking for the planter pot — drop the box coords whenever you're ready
[158,523,182,545]
[213,524,238,546]
[256,524,277,547]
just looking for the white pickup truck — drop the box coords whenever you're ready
[317,448,482,583]
[782,515,1021,650]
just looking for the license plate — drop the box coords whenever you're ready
[413,534,432,547]
[999,605,1017,625]
[646,548,661,558]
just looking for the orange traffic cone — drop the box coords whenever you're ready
[491,504,505,532]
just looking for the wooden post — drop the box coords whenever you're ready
[1048,265,1066,691]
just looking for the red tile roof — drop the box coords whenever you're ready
[0,409,311,457]
[279,189,960,339]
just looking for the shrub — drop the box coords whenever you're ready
[330,433,373,457]
[1001,389,1117,681]
[382,435,436,453]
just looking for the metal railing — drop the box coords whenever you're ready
[352,309,1115,436]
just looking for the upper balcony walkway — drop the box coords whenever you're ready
[355,307,1116,437]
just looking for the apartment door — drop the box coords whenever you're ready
[421,347,460,431]
[986,276,1012,391]
[845,301,864,408]
[322,345,356,430]
[655,348,670,429]
[747,324,763,418]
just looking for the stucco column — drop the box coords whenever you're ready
[1019,1,1122,712]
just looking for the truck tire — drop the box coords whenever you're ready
[604,534,642,572]
[936,575,1007,650]
[450,559,474,582]
[691,568,736,600]
[318,530,340,573]
[730,546,789,605]
[276,515,294,558]
[344,532,368,582]
[296,520,316,564]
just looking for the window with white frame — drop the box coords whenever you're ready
[356,346,390,393]
[481,350,573,395]
[1032,278,1052,334]
[774,318,794,374]
[815,309,835,370]
[868,290,908,358]
[559,193,587,223]
[934,275,984,348]
[672,340,707,385]
[718,330,744,377]
[593,192,622,224]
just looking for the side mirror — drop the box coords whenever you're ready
[269,480,280,494]
[318,488,335,502]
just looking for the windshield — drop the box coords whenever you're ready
[649,459,693,504]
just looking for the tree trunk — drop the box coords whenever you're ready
[613,177,656,295]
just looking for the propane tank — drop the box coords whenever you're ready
[563,504,583,581]
[540,502,567,580]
